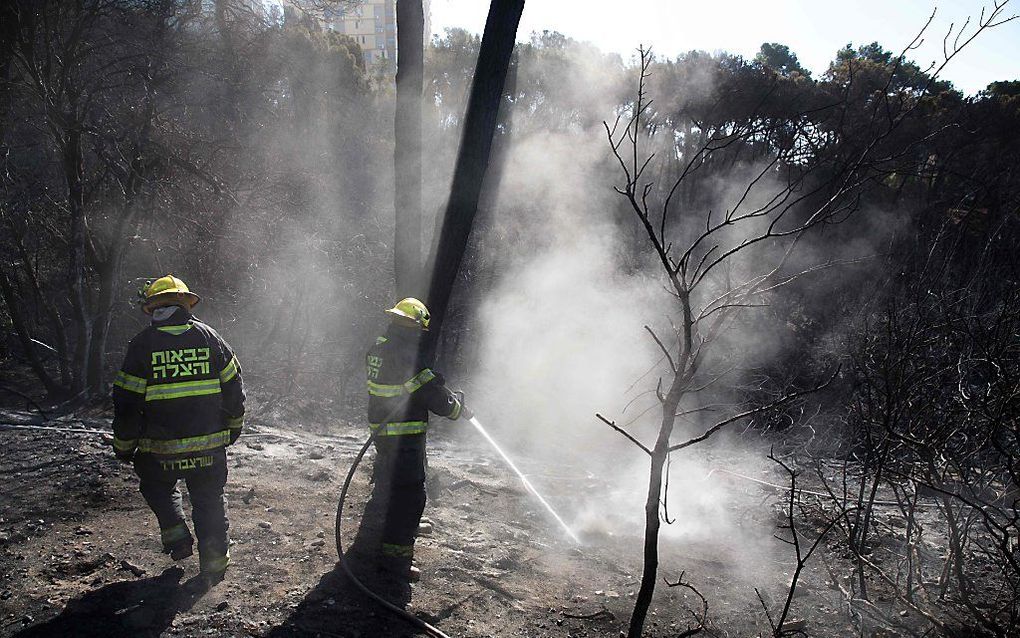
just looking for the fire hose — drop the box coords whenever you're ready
[0,422,110,435]
[333,427,453,638]
[334,405,457,638]
[334,407,587,638]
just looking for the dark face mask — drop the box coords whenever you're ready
[150,305,183,323]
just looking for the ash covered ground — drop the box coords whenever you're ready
[0,406,977,638]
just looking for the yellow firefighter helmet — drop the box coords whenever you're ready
[140,274,201,315]
[385,297,430,330]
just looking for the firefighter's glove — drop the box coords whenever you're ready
[223,412,243,445]
[454,390,473,421]
[107,435,134,462]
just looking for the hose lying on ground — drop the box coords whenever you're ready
[0,422,110,435]
[334,428,453,638]
[703,467,941,508]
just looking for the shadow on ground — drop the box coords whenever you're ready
[13,566,213,638]
[267,478,418,637]
[266,560,415,638]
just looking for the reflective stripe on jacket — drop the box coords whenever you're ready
[366,326,462,436]
[112,312,245,458]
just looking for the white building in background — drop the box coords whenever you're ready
[322,0,432,73]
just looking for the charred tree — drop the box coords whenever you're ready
[477,49,517,221]
[598,9,1015,627]
[1,1,203,397]
[423,0,524,357]
[435,49,518,359]
[393,0,425,296]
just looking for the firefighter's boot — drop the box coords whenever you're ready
[378,543,419,582]
[199,548,229,586]
[166,539,194,561]
[378,557,420,582]
[160,523,194,561]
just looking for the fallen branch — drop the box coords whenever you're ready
[664,570,708,637]
[0,385,50,419]
[469,573,521,605]
[0,422,109,435]
[448,479,499,496]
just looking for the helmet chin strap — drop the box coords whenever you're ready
[151,305,182,322]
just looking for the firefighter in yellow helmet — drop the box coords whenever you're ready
[111,275,245,584]
[364,297,471,580]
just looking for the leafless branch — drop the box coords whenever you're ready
[596,413,651,455]
[670,369,839,453]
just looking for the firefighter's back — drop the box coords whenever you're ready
[133,320,233,448]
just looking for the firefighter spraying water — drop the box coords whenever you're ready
[332,297,580,638]
[362,297,471,582]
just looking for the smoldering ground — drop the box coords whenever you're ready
[452,46,904,599]
[459,132,787,587]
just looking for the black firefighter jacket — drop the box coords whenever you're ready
[112,311,245,466]
[366,325,463,435]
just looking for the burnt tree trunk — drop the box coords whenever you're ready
[423,0,524,358]
[629,376,683,637]
[393,0,425,296]
[476,49,516,231]
[63,121,92,394]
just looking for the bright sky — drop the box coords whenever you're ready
[429,0,1020,95]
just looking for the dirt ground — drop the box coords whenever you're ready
[1,405,959,638]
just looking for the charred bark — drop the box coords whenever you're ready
[629,379,684,637]
[423,0,524,358]
[62,121,92,394]
[393,0,425,297]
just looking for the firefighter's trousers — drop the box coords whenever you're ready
[368,433,427,557]
[134,449,230,574]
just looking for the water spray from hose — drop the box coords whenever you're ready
[467,416,581,544]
